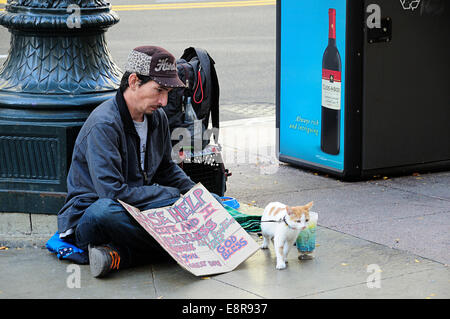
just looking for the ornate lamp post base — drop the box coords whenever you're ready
[0,0,121,213]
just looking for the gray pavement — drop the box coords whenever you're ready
[1,116,449,300]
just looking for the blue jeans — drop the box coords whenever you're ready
[74,197,179,268]
[74,194,224,268]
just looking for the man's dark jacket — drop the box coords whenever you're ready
[57,89,196,234]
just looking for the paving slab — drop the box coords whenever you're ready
[225,163,345,204]
[0,248,156,299]
[151,261,262,299]
[303,266,450,299]
[333,211,450,265]
[211,228,449,299]
[377,172,450,201]
[225,166,450,268]
[1,227,448,299]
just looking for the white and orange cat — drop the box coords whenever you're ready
[260,201,313,270]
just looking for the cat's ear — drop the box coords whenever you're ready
[305,201,314,209]
[285,205,293,215]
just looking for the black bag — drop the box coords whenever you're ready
[163,47,220,151]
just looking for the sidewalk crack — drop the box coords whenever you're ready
[379,183,450,202]
[212,278,266,299]
[294,267,443,299]
[150,264,158,298]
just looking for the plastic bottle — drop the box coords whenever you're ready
[184,96,198,124]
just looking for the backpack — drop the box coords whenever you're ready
[163,47,220,151]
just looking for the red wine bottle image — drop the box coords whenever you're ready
[321,8,341,155]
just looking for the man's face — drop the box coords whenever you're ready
[130,75,172,115]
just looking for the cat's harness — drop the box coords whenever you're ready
[261,216,293,229]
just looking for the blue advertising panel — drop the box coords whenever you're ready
[279,0,347,172]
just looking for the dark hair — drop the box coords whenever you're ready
[119,71,153,92]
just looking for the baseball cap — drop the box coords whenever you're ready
[125,46,185,88]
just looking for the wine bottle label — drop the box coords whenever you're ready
[322,69,341,110]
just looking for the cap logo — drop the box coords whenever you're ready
[124,46,185,88]
[155,58,176,72]
[126,50,152,76]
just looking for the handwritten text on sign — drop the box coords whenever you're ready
[119,184,259,276]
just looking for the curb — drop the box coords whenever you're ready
[0,212,57,248]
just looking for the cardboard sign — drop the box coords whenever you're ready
[119,183,260,276]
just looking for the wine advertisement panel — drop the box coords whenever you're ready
[278,0,347,172]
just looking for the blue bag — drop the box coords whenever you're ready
[46,232,88,264]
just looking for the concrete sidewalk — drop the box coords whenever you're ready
[0,116,449,299]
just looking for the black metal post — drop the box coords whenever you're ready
[0,0,121,213]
